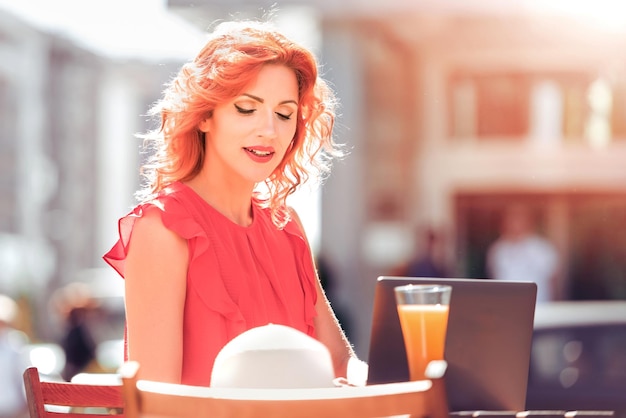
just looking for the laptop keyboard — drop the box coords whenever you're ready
[450,411,615,418]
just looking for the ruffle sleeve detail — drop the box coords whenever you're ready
[102,204,147,278]
[102,195,246,336]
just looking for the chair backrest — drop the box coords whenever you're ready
[22,367,125,417]
[120,361,449,418]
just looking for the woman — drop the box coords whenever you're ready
[104,19,363,386]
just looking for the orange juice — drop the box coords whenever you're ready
[397,304,449,380]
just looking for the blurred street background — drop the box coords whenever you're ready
[1,1,626,414]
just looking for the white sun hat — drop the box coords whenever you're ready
[210,323,335,389]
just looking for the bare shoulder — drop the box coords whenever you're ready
[128,205,186,257]
[125,204,188,291]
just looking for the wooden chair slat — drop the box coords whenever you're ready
[23,366,125,417]
[40,381,124,408]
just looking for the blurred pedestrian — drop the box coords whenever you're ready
[486,204,559,303]
[59,306,97,381]
[53,283,98,381]
[404,227,451,278]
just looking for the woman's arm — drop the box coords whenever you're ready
[312,277,358,377]
[289,209,366,382]
[123,206,188,383]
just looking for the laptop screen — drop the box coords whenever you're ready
[367,276,537,412]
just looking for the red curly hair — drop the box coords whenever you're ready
[137,20,341,227]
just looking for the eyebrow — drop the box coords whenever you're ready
[242,93,298,106]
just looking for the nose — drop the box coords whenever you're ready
[257,109,277,139]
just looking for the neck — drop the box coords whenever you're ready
[185,171,255,227]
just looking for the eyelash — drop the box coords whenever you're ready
[234,104,293,121]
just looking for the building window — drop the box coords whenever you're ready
[585,78,612,148]
[475,73,530,138]
[612,82,626,140]
[449,71,626,145]
[450,73,530,139]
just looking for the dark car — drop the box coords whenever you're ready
[526,301,626,418]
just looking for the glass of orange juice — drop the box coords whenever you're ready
[394,284,452,381]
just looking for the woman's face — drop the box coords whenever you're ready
[199,64,299,185]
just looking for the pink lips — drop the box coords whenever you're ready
[244,146,275,163]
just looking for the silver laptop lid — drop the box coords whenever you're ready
[367,276,537,412]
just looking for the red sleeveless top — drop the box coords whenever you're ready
[103,181,318,386]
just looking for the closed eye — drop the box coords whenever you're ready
[234,104,255,115]
[276,112,293,121]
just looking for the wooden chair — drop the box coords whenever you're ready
[22,366,125,417]
[120,361,449,418]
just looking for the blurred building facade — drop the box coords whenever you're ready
[0,6,186,342]
[2,0,626,359]
[168,0,626,355]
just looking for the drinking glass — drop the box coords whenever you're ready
[394,284,452,380]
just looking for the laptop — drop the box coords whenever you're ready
[367,276,537,412]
